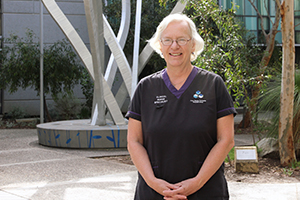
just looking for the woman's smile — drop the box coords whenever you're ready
[169,52,182,56]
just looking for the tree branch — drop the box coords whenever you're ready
[264,0,274,25]
[248,0,267,38]
[269,0,281,38]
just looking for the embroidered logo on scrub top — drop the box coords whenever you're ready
[154,95,168,108]
[190,90,207,104]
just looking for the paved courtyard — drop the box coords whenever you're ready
[0,128,299,200]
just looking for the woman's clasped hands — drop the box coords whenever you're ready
[152,177,201,200]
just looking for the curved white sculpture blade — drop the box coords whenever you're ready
[104,0,131,88]
[42,0,126,125]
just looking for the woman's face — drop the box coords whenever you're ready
[160,20,195,69]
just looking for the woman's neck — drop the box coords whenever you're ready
[166,64,193,90]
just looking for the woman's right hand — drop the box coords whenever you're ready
[148,178,187,199]
[148,178,181,196]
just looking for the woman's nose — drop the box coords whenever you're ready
[170,40,180,48]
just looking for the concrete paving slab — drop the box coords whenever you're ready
[0,156,136,184]
[229,182,300,200]
[0,171,138,200]
[0,190,28,200]
[0,129,37,150]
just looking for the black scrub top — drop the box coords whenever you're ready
[126,66,236,200]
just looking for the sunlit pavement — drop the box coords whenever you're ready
[0,171,137,200]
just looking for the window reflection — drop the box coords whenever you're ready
[219,0,299,44]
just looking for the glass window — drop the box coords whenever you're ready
[296,17,300,44]
[245,0,257,15]
[232,0,244,15]
[295,1,300,17]
[220,0,232,10]
[270,17,282,31]
[295,32,300,44]
[245,17,257,30]
[270,0,276,16]
[257,0,269,16]
[258,17,269,30]
[275,32,282,44]
[296,18,300,31]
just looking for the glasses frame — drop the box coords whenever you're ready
[160,38,192,46]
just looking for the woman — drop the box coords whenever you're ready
[126,13,236,200]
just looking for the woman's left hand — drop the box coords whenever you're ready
[163,177,201,199]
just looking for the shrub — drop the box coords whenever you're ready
[258,70,300,144]
[53,93,81,120]
[8,106,26,119]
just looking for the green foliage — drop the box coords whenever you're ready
[43,39,84,98]
[291,160,300,169]
[79,106,92,119]
[80,69,94,116]
[282,168,294,176]
[186,0,247,106]
[282,160,300,176]
[190,0,281,109]
[256,145,263,155]
[8,106,26,119]
[0,29,84,98]
[2,121,15,128]
[258,70,300,144]
[225,147,235,163]
[53,93,82,120]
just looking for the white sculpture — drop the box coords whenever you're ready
[41,0,187,126]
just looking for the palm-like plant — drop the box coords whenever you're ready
[258,70,300,144]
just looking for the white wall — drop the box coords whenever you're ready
[3,85,86,116]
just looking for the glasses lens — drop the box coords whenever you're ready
[177,39,187,45]
[162,39,172,46]
[161,38,190,46]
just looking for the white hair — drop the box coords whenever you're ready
[148,13,204,62]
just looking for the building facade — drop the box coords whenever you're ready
[218,0,300,63]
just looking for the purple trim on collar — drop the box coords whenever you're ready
[162,66,199,99]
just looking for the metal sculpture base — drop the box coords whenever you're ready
[37,120,128,149]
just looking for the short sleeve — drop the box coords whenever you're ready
[125,81,143,121]
[215,76,237,119]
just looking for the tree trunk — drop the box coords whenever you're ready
[238,84,260,128]
[44,96,53,122]
[278,0,296,167]
[239,0,281,128]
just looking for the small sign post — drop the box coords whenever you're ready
[234,146,259,173]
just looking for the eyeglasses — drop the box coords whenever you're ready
[160,38,192,46]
